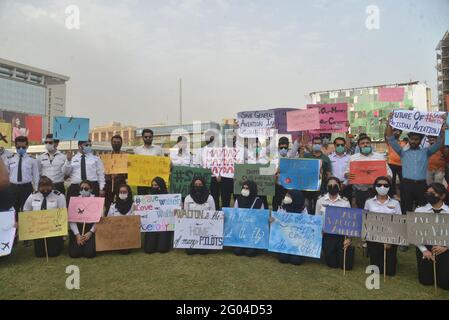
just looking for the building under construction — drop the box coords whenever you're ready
[436,31,449,111]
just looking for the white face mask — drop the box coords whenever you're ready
[45,144,55,152]
[119,193,128,200]
[80,190,91,197]
[283,196,293,205]
[375,186,390,196]
[241,189,250,197]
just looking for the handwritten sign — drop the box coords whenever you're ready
[202,147,243,178]
[378,87,405,102]
[18,209,68,241]
[233,164,276,196]
[237,110,275,138]
[134,194,182,232]
[323,206,363,237]
[53,116,89,141]
[100,154,129,174]
[0,122,11,148]
[307,103,348,134]
[268,211,323,258]
[170,166,211,197]
[349,160,387,185]
[95,216,142,251]
[362,212,408,246]
[223,208,270,249]
[279,158,321,191]
[286,108,320,132]
[271,108,299,134]
[0,209,16,257]
[128,155,171,187]
[173,210,224,250]
[68,197,104,223]
[389,110,445,136]
[406,212,449,247]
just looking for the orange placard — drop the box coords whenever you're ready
[349,160,387,185]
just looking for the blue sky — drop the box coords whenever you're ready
[0,0,448,127]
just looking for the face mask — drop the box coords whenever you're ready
[361,146,372,155]
[425,193,440,205]
[312,144,321,152]
[335,145,345,154]
[80,190,91,197]
[150,187,161,194]
[375,186,390,196]
[279,148,288,157]
[119,193,128,200]
[241,189,250,197]
[45,144,55,152]
[41,190,51,198]
[327,185,339,196]
[283,196,293,205]
[194,186,204,193]
[112,144,121,152]
[255,147,261,154]
[83,146,92,154]
[17,147,27,156]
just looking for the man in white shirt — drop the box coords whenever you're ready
[37,134,67,194]
[329,137,352,203]
[63,140,105,205]
[134,129,163,195]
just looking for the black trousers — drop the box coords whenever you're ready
[68,231,96,258]
[278,253,303,265]
[53,182,66,195]
[66,182,100,207]
[416,246,449,290]
[209,177,234,210]
[341,185,353,205]
[388,164,402,196]
[34,236,64,258]
[400,179,427,214]
[233,247,258,257]
[144,232,173,253]
[272,184,287,211]
[322,233,355,270]
[304,191,321,214]
[186,249,209,255]
[12,183,33,218]
[367,242,398,276]
[355,188,373,209]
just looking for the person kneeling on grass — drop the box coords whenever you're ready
[68,180,97,259]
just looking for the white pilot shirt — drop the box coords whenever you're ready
[315,193,351,217]
[62,153,106,190]
[37,150,67,184]
[364,196,402,215]
[7,153,39,187]
[0,148,13,166]
[23,190,67,211]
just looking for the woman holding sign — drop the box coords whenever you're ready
[144,177,173,254]
[315,177,354,270]
[68,180,97,259]
[23,176,66,258]
[233,180,265,257]
[108,184,134,217]
[414,183,449,290]
[364,176,402,276]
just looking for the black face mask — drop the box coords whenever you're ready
[327,185,339,196]
[112,144,121,152]
[425,193,440,205]
[194,186,205,194]
[150,187,161,194]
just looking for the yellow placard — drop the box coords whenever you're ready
[18,208,68,241]
[127,155,171,187]
[0,122,12,148]
[100,154,129,174]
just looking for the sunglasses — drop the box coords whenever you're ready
[83,144,91,147]
[376,184,390,188]
[80,187,90,192]
[143,136,152,139]
[45,141,54,145]
[335,144,345,147]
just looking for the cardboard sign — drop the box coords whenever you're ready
[18,208,68,241]
[223,208,270,249]
[286,108,320,132]
[406,212,449,247]
[170,166,211,197]
[0,209,16,257]
[173,210,224,250]
[323,206,364,237]
[237,110,275,138]
[100,154,129,174]
[127,155,171,187]
[233,164,276,196]
[95,216,142,251]
[134,194,182,232]
[53,116,89,141]
[362,212,408,246]
[389,110,445,136]
[268,211,323,258]
[68,197,104,223]
[349,160,387,185]
[0,122,12,148]
[307,103,348,134]
[279,158,321,191]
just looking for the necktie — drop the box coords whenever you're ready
[81,155,87,181]
[433,208,443,213]
[17,155,23,182]
[41,196,47,210]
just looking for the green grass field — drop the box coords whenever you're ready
[1,239,448,300]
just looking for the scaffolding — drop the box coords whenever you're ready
[436,31,449,111]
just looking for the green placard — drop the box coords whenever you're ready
[233,164,276,196]
[170,166,212,197]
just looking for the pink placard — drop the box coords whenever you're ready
[286,108,320,132]
[378,87,405,102]
[307,103,348,133]
[68,197,105,223]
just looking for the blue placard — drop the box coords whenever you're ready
[223,208,270,249]
[268,211,323,258]
[53,116,89,141]
[279,158,321,191]
[322,206,363,237]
